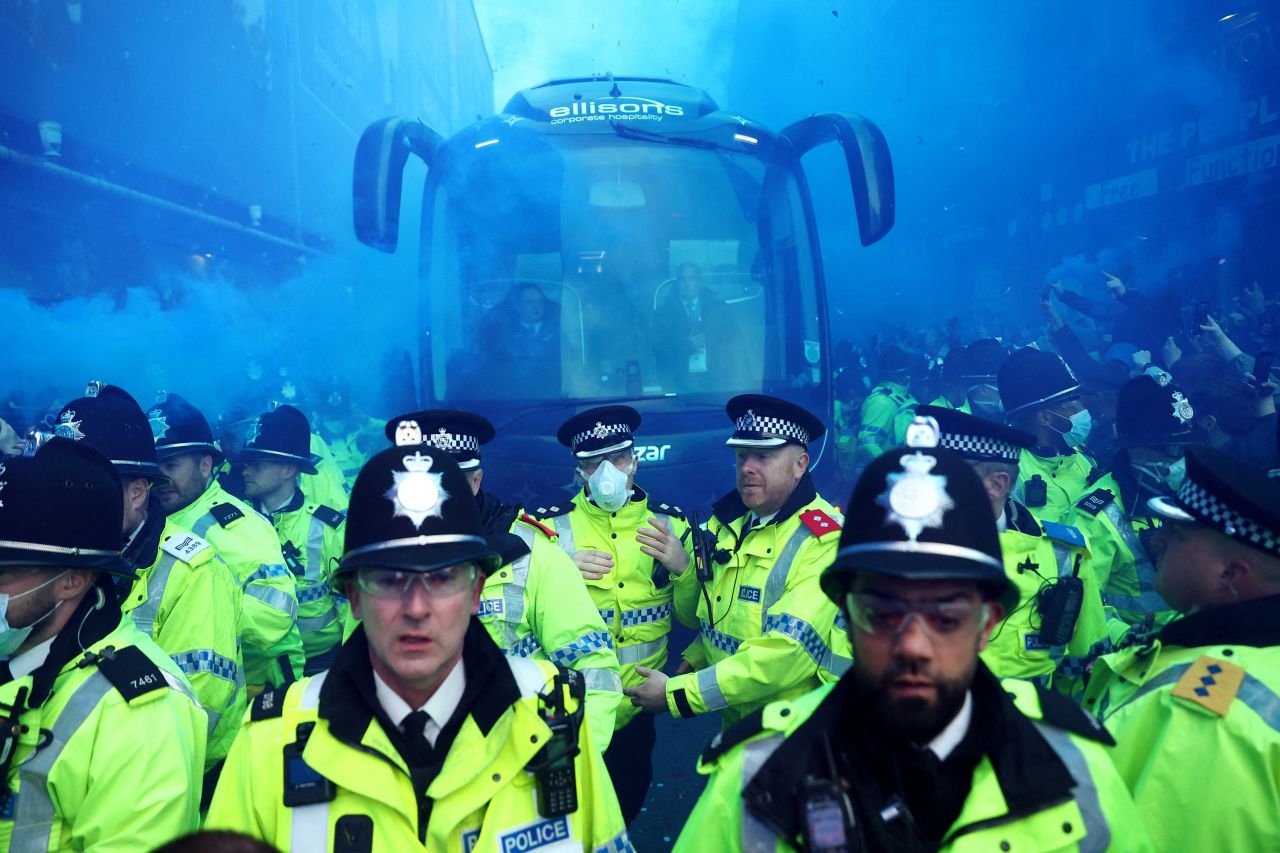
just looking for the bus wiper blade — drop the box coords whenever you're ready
[610,121,723,150]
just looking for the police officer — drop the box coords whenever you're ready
[533,405,690,824]
[913,406,1108,684]
[385,408,622,751]
[998,347,1097,522]
[239,405,346,675]
[1069,375,1205,630]
[675,443,1152,852]
[633,395,841,729]
[960,337,1008,421]
[0,440,207,850]
[151,393,304,692]
[1082,447,1280,851]
[54,385,245,784]
[207,446,629,851]
[856,345,917,464]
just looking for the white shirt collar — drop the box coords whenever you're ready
[373,659,466,748]
[996,507,1008,533]
[926,691,973,761]
[6,637,56,680]
[123,517,147,550]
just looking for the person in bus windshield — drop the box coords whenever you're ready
[652,263,746,393]
[487,282,561,371]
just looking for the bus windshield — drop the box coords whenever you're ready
[424,132,822,403]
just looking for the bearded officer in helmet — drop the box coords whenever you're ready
[630,395,842,729]
[1082,447,1280,852]
[674,432,1151,852]
[384,408,622,751]
[151,393,305,692]
[0,440,207,850]
[207,445,628,851]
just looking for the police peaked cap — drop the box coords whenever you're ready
[914,405,1034,464]
[725,394,824,449]
[1149,447,1280,560]
[557,406,641,459]
[337,446,500,576]
[385,409,496,469]
[54,383,163,480]
[0,439,133,577]
[151,393,224,466]
[997,347,1082,419]
[822,443,1015,609]
[1113,375,1208,449]
[236,405,317,473]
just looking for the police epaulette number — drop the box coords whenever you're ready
[1034,684,1115,746]
[1075,489,1116,516]
[701,707,766,765]
[209,502,245,528]
[313,505,345,528]
[252,687,286,720]
[652,501,685,520]
[93,645,168,703]
[530,499,573,518]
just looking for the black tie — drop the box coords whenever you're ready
[400,709,433,765]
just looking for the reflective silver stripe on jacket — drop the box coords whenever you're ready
[291,672,330,851]
[245,584,299,620]
[10,667,198,852]
[697,664,728,712]
[1100,505,1170,614]
[305,515,326,582]
[616,638,666,665]
[503,524,536,649]
[1032,723,1112,852]
[821,612,852,676]
[1046,541,1077,665]
[761,525,815,632]
[583,668,623,693]
[130,551,181,637]
[738,733,786,852]
[551,514,576,556]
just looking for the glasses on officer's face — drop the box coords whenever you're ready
[355,564,477,600]
[846,591,987,638]
[580,449,635,475]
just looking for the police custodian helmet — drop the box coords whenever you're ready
[335,445,501,577]
[54,383,165,481]
[0,439,133,577]
[821,421,1015,609]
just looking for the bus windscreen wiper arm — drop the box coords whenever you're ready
[610,121,723,150]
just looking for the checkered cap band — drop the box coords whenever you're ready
[938,431,1021,463]
[425,430,481,455]
[572,422,631,448]
[734,412,809,444]
[1177,479,1280,556]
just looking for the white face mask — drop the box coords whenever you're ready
[0,572,68,658]
[582,457,634,512]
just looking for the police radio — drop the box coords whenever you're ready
[1036,553,1084,647]
[282,541,304,577]
[799,733,857,852]
[690,511,714,583]
[530,669,585,818]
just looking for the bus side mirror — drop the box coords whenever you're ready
[352,117,443,252]
[781,112,895,246]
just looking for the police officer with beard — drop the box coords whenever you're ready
[675,436,1151,852]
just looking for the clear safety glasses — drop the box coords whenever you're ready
[845,592,988,638]
[355,564,477,600]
